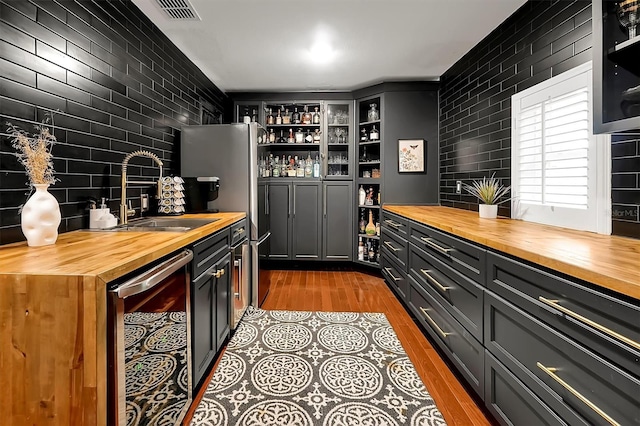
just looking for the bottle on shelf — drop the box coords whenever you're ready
[368,242,375,262]
[295,128,304,143]
[369,125,379,140]
[302,105,312,124]
[366,210,376,235]
[292,107,300,124]
[360,128,368,142]
[376,221,380,236]
[361,146,368,162]
[277,130,286,144]
[273,155,280,177]
[296,156,305,178]
[358,185,366,205]
[363,241,369,261]
[283,108,291,124]
[304,154,313,177]
[365,187,374,206]
[266,108,274,125]
[358,237,364,261]
[242,108,250,124]
[313,155,320,178]
[288,128,295,144]
[313,129,321,144]
[312,106,320,124]
[359,211,366,234]
[268,128,276,143]
[304,129,313,143]
[251,109,257,123]
[368,103,379,122]
[275,108,282,125]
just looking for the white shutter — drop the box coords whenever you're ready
[511,62,611,234]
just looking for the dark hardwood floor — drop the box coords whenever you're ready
[185,267,494,425]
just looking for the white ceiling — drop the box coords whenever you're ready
[132,0,527,93]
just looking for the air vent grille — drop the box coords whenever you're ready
[155,0,200,20]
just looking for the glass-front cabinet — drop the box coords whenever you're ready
[324,101,353,179]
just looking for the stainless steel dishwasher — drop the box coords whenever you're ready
[107,249,193,426]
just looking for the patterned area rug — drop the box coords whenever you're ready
[190,307,446,425]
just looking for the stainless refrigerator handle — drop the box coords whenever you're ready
[111,249,193,298]
[251,232,271,247]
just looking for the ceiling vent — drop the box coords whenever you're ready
[155,0,201,20]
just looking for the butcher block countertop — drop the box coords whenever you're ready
[0,212,245,281]
[383,205,640,300]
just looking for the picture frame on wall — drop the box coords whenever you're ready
[398,139,426,173]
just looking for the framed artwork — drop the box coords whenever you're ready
[398,139,425,173]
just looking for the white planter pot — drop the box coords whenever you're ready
[21,184,61,247]
[478,204,498,219]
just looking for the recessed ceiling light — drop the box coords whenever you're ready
[309,41,337,65]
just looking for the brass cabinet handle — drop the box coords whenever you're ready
[384,267,401,282]
[419,237,452,255]
[538,296,640,351]
[419,307,450,339]
[384,241,400,252]
[536,362,620,426]
[420,269,451,293]
[234,227,245,235]
[211,268,225,278]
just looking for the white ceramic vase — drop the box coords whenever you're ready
[478,204,498,219]
[21,184,61,247]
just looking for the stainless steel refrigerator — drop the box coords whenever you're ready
[180,123,270,329]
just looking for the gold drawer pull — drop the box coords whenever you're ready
[384,267,402,282]
[234,227,245,235]
[384,241,401,252]
[419,237,452,255]
[420,269,451,293]
[419,307,450,339]
[536,362,620,426]
[539,297,640,351]
[212,269,225,278]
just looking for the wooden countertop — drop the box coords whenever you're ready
[0,212,245,282]
[383,205,640,300]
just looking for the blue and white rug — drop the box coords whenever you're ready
[190,307,446,425]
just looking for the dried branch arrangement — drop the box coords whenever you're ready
[7,118,57,186]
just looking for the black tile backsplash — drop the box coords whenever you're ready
[439,0,593,218]
[0,0,226,245]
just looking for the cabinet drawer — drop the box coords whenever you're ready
[382,210,409,239]
[409,244,483,342]
[192,228,230,279]
[409,221,486,285]
[484,350,568,426]
[487,251,640,375]
[381,252,408,301]
[485,291,640,426]
[381,227,408,270]
[230,219,247,247]
[408,276,484,398]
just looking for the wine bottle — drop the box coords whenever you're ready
[292,107,300,124]
[276,108,282,125]
[366,210,376,235]
[358,185,366,205]
[305,154,313,177]
[313,155,320,178]
[358,237,364,261]
[312,106,320,124]
[266,108,274,125]
[359,211,366,234]
[288,128,295,144]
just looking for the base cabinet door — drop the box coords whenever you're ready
[323,181,353,260]
[215,253,231,351]
[292,182,322,260]
[192,266,216,389]
[267,182,291,259]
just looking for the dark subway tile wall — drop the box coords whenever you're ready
[439,0,592,218]
[0,0,226,244]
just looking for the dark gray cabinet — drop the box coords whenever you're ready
[323,181,353,260]
[292,181,322,260]
[190,227,232,390]
[266,182,291,259]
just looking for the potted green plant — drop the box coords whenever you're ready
[462,174,510,218]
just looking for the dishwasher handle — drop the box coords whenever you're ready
[111,249,193,299]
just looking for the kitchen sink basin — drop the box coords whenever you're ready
[99,217,219,232]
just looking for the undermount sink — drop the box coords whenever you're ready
[101,217,219,232]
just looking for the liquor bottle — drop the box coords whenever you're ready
[360,128,368,141]
[304,129,313,143]
[358,185,366,205]
[276,108,282,125]
[295,128,304,143]
[268,128,276,143]
[368,242,375,262]
[313,155,320,178]
[273,155,280,177]
[366,210,376,235]
[361,146,368,162]
[251,109,257,123]
[312,106,320,124]
[369,125,379,140]
[277,130,286,144]
[359,211,366,234]
[283,108,291,124]
[363,241,370,261]
[305,154,313,177]
[376,221,380,236]
[292,107,300,124]
[358,237,364,261]
[368,103,379,121]
[266,108,274,125]
[242,108,250,124]
[302,105,312,124]
[313,129,321,144]
[297,157,305,177]
[288,128,295,144]
[365,187,373,206]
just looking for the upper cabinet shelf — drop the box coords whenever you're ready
[594,1,640,133]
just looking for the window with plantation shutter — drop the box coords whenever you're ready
[511,62,611,234]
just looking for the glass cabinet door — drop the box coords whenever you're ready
[324,101,353,179]
[234,101,263,124]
